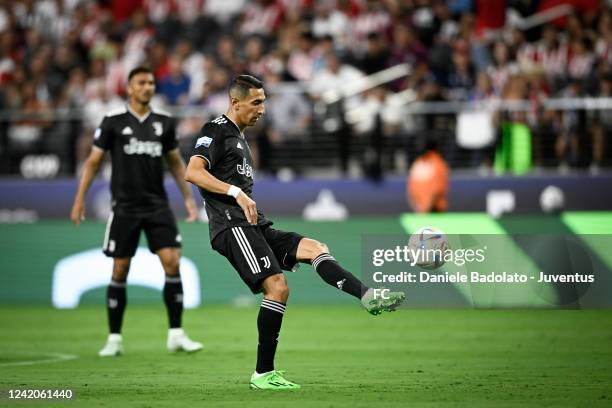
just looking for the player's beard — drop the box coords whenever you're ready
[136,94,152,106]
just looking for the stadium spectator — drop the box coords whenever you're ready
[587,71,612,174]
[567,37,595,81]
[244,36,268,79]
[351,0,391,53]
[358,32,389,75]
[446,44,476,100]
[311,0,351,50]
[204,0,246,25]
[387,24,427,72]
[287,30,318,82]
[200,66,232,117]
[123,9,154,67]
[517,24,568,90]
[80,80,123,163]
[158,56,191,105]
[0,0,611,175]
[263,72,311,145]
[240,0,284,38]
[488,41,520,94]
[215,34,240,72]
[173,39,207,101]
[555,79,586,171]
[309,50,364,105]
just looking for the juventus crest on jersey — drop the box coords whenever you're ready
[192,114,270,241]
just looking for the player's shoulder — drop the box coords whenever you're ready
[103,107,128,121]
[201,116,237,139]
[151,107,173,119]
[206,115,239,131]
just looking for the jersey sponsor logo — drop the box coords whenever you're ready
[237,158,253,178]
[211,116,227,125]
[94,128,101,140]
[152,122,163,136]
[195,136,212,148]
[237,142,243,149]
[121,126,133,135]
[123,137,163,157]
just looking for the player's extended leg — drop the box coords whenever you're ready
[250,274,300,390]
[296,238,405,315]
[99,257,130,357]
[157,247,203,353]
[297,238,368,299]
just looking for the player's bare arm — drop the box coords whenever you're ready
[70,147,105,225]
[185,155,258,225]
[165,148,198,222]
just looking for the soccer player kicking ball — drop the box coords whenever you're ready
[71,67,203,357]
[184,75,405,390]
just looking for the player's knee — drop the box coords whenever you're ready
[112,258,130,282]
[274,283,289,302]
[263,275,290,302]
[311,241,329,261]
[162,257,180,276]
[159,249,180,276]
[271,278,289,300]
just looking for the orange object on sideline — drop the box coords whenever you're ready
[407,150,449,213]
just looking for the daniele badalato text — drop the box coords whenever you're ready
[370,246,595,284]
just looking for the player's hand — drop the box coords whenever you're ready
[70,200,85,225]
[185,197,198,223]
[236,192,258,225]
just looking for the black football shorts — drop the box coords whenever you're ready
[102,207,181,258]
[212,225,304,293]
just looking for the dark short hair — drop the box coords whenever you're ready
[128,66,154,82]
[229,75,263,100]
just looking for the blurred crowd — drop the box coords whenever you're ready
[0,0,611,177]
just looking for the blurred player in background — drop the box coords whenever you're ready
[70,67,203,357]
[408,139,449,213]
[185,75,405,390]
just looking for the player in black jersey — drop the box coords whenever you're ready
[185,75,405,390]
[71,67,203,357]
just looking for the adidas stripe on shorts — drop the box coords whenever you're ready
[211,225,303,293]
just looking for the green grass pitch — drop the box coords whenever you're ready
[2,213,612,406]
[1,305,611,407]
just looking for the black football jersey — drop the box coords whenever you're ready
[192,114,271,241]
[93,106,178,215]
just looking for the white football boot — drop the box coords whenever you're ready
[167,328,203,353]
[98,333,124,357]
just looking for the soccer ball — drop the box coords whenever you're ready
[540,185,564,214]
[408,226,449,270]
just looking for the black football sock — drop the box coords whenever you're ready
[312,253,369,299]
[107,280,127,334]
[256,299,286,374]
[163,275,184,329]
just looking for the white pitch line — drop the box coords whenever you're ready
[0,353,79,367]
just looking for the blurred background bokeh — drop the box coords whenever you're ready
[1,0,611,181]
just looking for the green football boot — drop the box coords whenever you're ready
[250,370,301,390]
[361,288,406,315]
